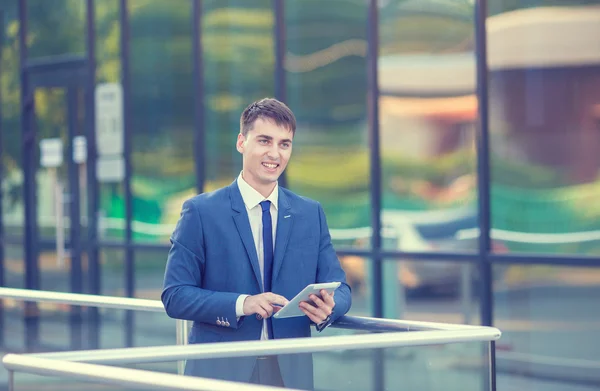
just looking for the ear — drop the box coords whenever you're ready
[236,133,246,154]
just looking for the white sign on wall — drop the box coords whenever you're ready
[40,138,63,168]
[97,155,125,183]
[95,83,124,157]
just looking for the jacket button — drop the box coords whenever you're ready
[256,314,262,320]
[225,321,230,327]
[216,318,222,326]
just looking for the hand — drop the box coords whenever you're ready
[243,293,289,319]
[299,289,335,324]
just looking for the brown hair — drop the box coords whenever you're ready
[240,98,296,136]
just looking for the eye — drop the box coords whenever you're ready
[258,139,269,145]
[281,142,291,149]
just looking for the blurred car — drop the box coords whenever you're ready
[339,208,508,298]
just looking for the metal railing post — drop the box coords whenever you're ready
[8,369,14,391]
[175,319,189,374]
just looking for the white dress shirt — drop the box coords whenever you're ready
[234,171,278,340]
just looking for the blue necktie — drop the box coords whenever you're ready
[260,200,274,339]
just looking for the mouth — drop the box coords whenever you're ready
[262,162,279,171]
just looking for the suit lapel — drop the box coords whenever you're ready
[229,181,262,288]
[273,189,293,283]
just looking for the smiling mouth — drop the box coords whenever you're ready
[262,162,279,169]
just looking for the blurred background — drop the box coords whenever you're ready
[0,0,599,390]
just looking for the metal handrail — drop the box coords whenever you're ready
[0,287,164,312]
[2,354,293,391]
[0,287,486,332]
[330,315,493,331]
[26,327,500,365]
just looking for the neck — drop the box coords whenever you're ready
[242,172,277,198]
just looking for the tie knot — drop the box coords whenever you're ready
[260,200,271,212]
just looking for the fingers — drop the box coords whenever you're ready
[321,289,335,307]
[254,300,271,319]
[259,301,274,318]
[309,292,333,316]
[253,293,288,319]
[299,300,328,323]
[267,293,289,307]
[299,306,322,324]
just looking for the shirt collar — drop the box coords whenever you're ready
[237,171,279,211]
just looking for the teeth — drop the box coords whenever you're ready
[263,163,277,168]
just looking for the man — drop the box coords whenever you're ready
[162,98,352,390]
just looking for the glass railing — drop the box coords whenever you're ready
[0,287,187,374]
[0,288,501,391]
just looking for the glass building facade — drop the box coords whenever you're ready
[1,0,599,390]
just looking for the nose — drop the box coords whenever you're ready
[266,144,279,160]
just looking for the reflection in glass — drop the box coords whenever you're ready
[488,4,600,255]
[202,0,274,191]
[34,88,70,293]
[2,280,25,352]
[1,1,25,274]
[25,0,86,58]
[3,245,24,289]
[134,249,167,301]
[134,249,174,347]
[382,259,479,325]
[379,0,478,253]
[129,0,195,244]
[93,0,126,243]
[383,343,490,391]
[335,256,372,317]
[284,0,370,250]
[99,248,126,349]
[494,264,600,391]
[100,248,125,297]
[11,374,111,391]
[1,8,24,241]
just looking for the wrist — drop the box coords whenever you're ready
[319,314,331,325]
[236,294,250,317]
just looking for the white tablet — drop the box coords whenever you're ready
[273,282,341,319]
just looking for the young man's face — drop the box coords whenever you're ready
[236,118,293,194]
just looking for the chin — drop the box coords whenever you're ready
[259,173,280,183]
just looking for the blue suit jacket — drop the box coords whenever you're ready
[162,180,352,390]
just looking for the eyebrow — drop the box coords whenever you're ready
[256,134,293,144]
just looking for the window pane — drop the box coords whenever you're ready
[4,245,24,289]
[95,0,126,243]
[285,0,370,250]
[134,248,173,347]
[488,3,600,255]
[494,264,600,391]
[129,0,195,244]
[337,256,373,317]
[26,0,86,58]
[379,1,479,253]
[99,248,126,349]
[1,1,24,242]
[202,0,274,191]
[382,259,480,325]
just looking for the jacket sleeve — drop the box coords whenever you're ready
[161,199,242,329]
[314,202,352,331]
